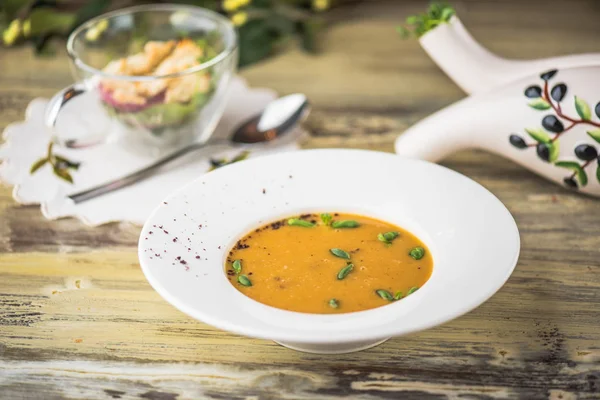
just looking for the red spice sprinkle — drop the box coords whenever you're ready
[155,253,160,257]
[180,260,187,265]
[262,189,266,194]
[188,247,191,251]
[176,256,181,260]
[198,224,203,229]
[145,237,148,240]
[218,246,221,249]
[163,202,168,204]
[149,231,153,234]
[196,256,201,259]
[173,238,178,242]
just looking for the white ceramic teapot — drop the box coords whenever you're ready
[395,16,600,197]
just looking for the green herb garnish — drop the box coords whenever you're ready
[288,218,315,228]
[320,213,333,225]
[409,247,425,260]
[331,220,360,229]
[407,286,419,295]
[232,259,242,274]
[337,263,354,280]
[375,289,394,301]
[330,248,351,260]
[378,231,399,244]
[237,274,252,287]
[394,291,403,300]
[397,2,455,39]
[328,298,339,309]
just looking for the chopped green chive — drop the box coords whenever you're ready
[232,259,242,274]
[394,291,403,300]
[337,263,354,280]
[328,298,339,309]
[332,220,360,229]
[375,289,394,301]
[407,286,419,295]
[378,231,399,244]
[288,218,315,228]
[237,275,252,287]
[330,248,351,260]
[320,213,333,225]
[409,247,425,260]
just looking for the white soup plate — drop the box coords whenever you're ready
[138,149,520,354]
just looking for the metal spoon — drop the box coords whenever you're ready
[68,93,310,204]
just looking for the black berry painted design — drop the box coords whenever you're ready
[508,69,600,190]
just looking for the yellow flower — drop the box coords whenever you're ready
[2,19,21,46]
[231,12,248,27]
[22,19,31,37]
[85,19,109,42]
[223,0,251,12]
[313,0,329,11]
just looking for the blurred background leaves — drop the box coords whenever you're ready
[0,0,338,67]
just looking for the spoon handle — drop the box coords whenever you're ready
[68,140,225,204]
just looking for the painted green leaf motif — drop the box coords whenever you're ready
[575,96,592,120]
[528,98,551,110]
[525,128,551,144]
[548,141,559,163]
[555,161,588,187]
[587,130,600,144]
[30,158,48,174]
[53,166,73,184]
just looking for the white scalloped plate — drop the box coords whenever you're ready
[0,76,300,226]
[138,149,520,353]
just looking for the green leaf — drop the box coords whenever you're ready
[527,98,551,110]
[555,161,588,187]
[331,220,360,229]
[548,141,560,163]
[237,275,252,287]
[53,166,73,184]
[320,213,332,225]
[29,9,77,36]
[337,263,354,280]
[30,158,47,174]
[440,7,455,21]
[328,298,339,309]
[54,155,80,170]
[597,165,600,184]
[287,218,315,228]
[330,248,350,260]
[587,129,600,144]
[575,96,591,120]
[525,128,551,144]
[396,26,410,39]
[377,231,399,244]
[407,286,419,295]
[232,259,242,274]
[394,291,403,300]
[406,16,418,24]
[409,247,425,260]
[375,289,394,301]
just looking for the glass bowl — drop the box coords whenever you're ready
[48,4,238,153]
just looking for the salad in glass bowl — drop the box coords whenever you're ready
[46,5,237,153]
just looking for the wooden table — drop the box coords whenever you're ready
[1,1,599,399]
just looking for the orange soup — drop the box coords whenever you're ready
[225,213,433,314]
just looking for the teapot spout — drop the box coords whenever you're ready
[420,16,600,94]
